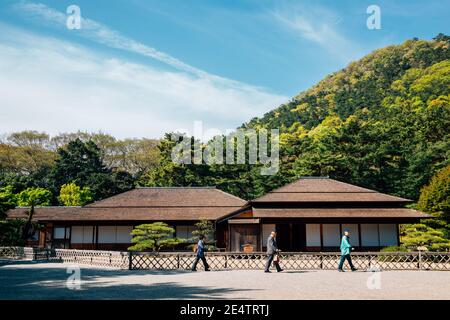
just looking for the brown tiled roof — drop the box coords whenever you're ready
[252,177,411,203]
[7,206,236,221]
[7,187,246,222]
[86,187,245,207]
[252,208,431,218]
[7,207,81,221]
[252,192,408,202]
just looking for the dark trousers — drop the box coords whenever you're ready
[265,254,281,272]
[338,254,355,270]
[192,255,209,271]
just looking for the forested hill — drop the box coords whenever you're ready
[244,34,450,132]
[234,34,449,200]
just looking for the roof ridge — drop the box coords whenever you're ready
[81,205,244,208]
[14,206,82,209]
[135,186,217,189]
[270,191,377,193]
[214,188,246,202]
[297,176,330,179]
[266,177,377,194]
[251,176,334,199]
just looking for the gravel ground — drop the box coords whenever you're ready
[1,261,450,300]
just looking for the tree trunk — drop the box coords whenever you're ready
[21,205,34,241]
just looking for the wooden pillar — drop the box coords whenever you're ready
[289,223,293,251]
[357,223,362,248]
[227,223,231,252]
[39,228,46,248]
[46,223,53,249]
[95,225,99,250]
[258,223,263,252]
[319,224,324,251]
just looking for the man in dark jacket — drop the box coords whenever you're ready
[264,231,283,273]
[191,235,210,271]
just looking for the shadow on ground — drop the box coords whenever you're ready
[0,263,254,300]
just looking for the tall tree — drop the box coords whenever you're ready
[417,165,450,233]
[50,139,133,200]
[58,183,93,206]
[0,186,17,219]
[17,187,52,240]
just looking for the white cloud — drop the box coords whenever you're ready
[269,4,361,61]
[0,24,286,139]
[12,1,273,90]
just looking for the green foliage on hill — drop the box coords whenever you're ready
[239,36,450,200]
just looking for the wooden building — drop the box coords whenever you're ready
[7,187,245,251]
[7,177,430,252]
[217,177,429,252]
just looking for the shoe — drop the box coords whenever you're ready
[205,269,210,271]
[191,269,197,272]
[351,268,358,272]
[338,269,345,272]
[264,270,271,273]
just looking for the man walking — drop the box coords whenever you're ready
[192,234,210,271]
[264,231,283,273]
[338,230,357,272]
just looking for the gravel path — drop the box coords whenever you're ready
[1,261,450,300]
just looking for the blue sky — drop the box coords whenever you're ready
[0,0,449,139]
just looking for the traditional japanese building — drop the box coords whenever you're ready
[7,177,430,252]
[217,177,429,252]
[7,187,245,251]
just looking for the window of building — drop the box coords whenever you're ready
[54,227,70,240]
[361,224,380,246]
[97,226,133,244]
[176,225,196,241]
[53,226,70,249]
[71,226,94,244]
[342,224,360,246]
[98,226,116,244]
[379,224,398,246]
[230,225,259,252]
[30,230,39,241]
[322,224,340,247]
[261,224,276,248]
[305,224,321,247]
[116,226,133,243]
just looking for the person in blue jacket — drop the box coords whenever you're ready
[191,234,210,271]
[338,230,357,272]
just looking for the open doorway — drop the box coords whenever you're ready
[230,224,260,252]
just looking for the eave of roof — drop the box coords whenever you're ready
[7,206,244,222]
[251,208,431,219]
